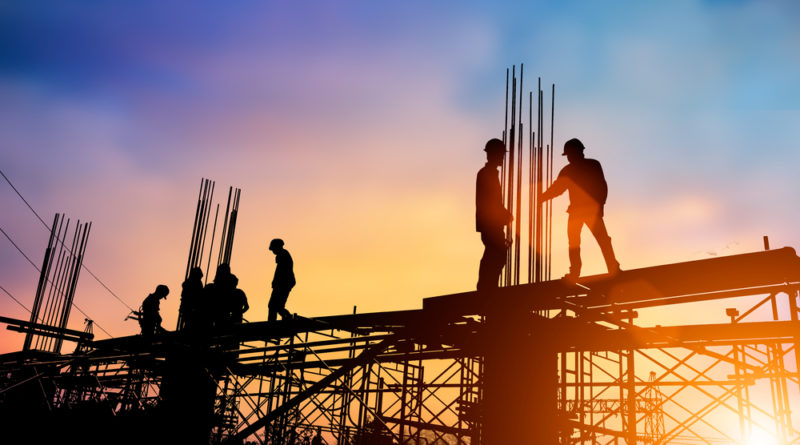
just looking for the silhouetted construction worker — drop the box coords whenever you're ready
[312,427,324,445]
[541,138,620,281]
[229,274,249,324]
[205,263,233,328]
[476,138,513,291]
[268,238,295,321]
[140,284,169,340]
[178,267,203,330]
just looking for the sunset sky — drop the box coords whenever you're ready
[2,1,800,353]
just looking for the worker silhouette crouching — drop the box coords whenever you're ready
[140,284,169,340]
[476,138,513,291]
[541,138,620,281]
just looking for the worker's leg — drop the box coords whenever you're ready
[271,289,292,320]
[586,214,620,274]
[478,229,506,290]
[268,289,284,322]
[566,213,583,278]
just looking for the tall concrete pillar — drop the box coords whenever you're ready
[483,308,558,444]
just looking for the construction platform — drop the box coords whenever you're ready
[2,247,800,444]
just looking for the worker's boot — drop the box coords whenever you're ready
[563,247,582,282]
[598,236,621,276]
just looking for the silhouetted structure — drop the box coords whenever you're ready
[541,138,620,280]
[139,284,169,340]
[268,238,295,321]
[2,247,800,445]
[311,427,323,445]
[23,213,91,353]
[206,263,234,328]
[179,266,204,331]
[476,138,513,290]
[229,274,249,324]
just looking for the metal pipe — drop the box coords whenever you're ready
[528,91,534,284]
[505,68,516,287]
[186,178,204,278]
[198,180,215,271]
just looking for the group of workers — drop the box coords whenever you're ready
[141,135,620,336]
[138,238,296,338]
[476,137,621,289]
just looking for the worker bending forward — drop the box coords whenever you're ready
[541,138,620,281]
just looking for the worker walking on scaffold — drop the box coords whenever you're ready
[268,238,295,321]
[476,138,513,291]
[541,138,621,281]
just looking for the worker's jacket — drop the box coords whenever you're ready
[272,249,296,290]
[542,158,608,216]
[141,293,162,325]
[475,163,510,232]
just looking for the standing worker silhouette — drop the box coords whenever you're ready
[541,138,621,281]
[476,138,513,291]
[268,238,295,321]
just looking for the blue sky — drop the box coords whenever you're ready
[1,0,800,351]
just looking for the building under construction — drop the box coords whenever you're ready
[1,69,800,444]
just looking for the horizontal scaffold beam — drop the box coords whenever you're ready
[423,246,800,316]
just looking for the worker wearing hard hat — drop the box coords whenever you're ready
[541,138,621,281]
[476,138,513,291]
[268,238,295,321]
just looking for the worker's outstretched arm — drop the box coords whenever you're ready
[541,177,567,202]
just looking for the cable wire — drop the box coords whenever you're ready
[0,168,135,312]
[0,284,30,312]
[0,281,111,337]
[1,224,113,337]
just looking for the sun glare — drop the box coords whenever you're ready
[746,429,778,445]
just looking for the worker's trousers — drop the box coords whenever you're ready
[477,228,508,291]
[268,287,293,322]
[567,211,619,277]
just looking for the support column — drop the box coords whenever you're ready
[483,305,558,444]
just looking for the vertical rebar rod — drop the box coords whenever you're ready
[218,187,233,267]
[224,188,241,265]
[504,68,517,287]
[205,204,220,285]
[55,222,90,353]
[527,92,534,284]
[513,65,524,285]
[501,68,509,201]
[43,221,76,352]
[186,178,204,278]
[198,180,215,272]
[548,84,555,280]
[534,80,544,283]
[191,180,209,270]
[36,220,67,349]
[25,214,60,351]
[40,218,70,351]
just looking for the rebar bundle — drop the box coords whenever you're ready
[178,178,242,330]
[23,213,91,354]
[501,65,555,286]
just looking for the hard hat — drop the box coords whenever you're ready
[484,138,506,153]
[562,138,585,156]
[155,284,169,297]
[269,238,284,250]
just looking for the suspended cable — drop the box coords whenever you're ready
[1,224,112,338]
[0,168,135,312]
[0,282,111,337]
[0,226,40,270]
[0,284,31,312]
